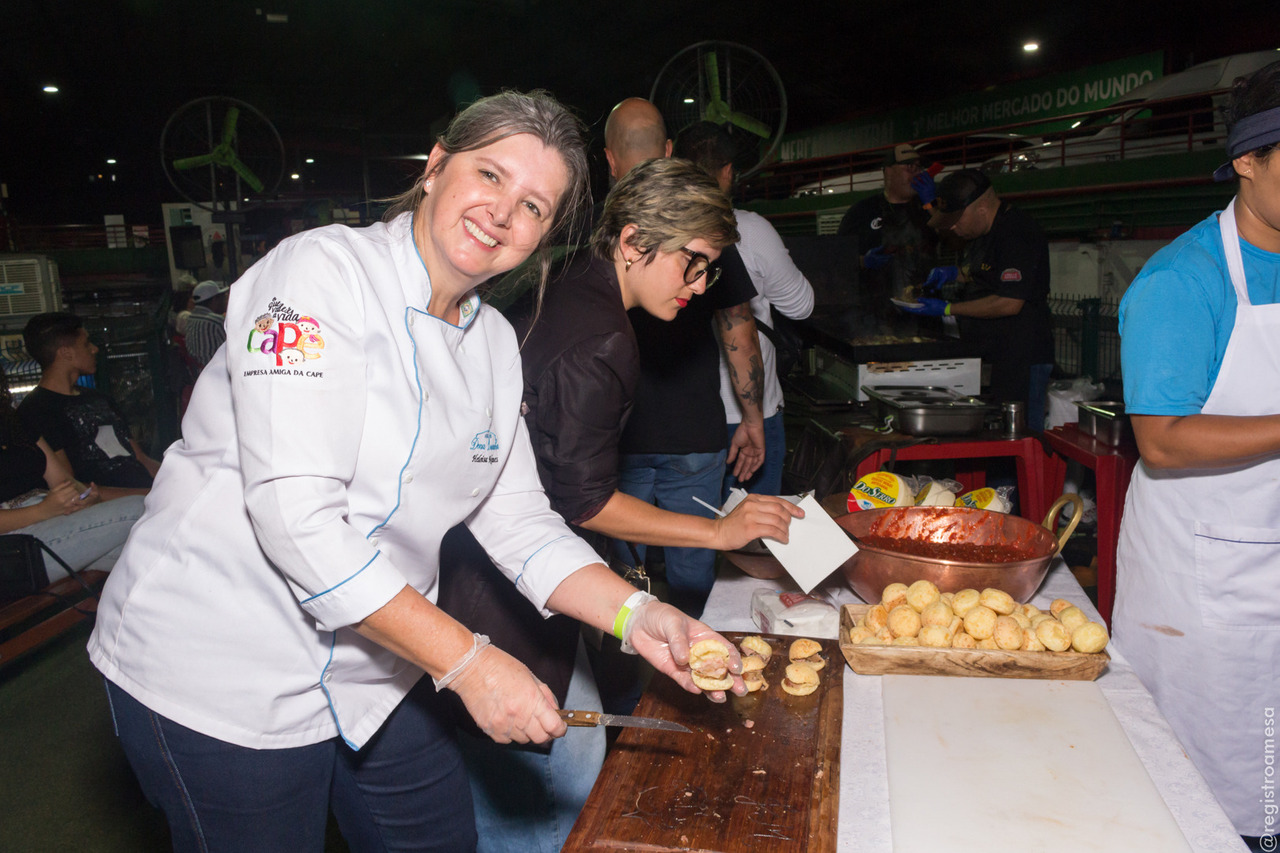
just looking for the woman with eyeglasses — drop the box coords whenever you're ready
[438,156,801,853]
[520,156,801,569]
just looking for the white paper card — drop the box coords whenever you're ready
[762,494,858,593]
[94,424,131,458]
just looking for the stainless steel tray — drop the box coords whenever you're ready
[862,385,994,436]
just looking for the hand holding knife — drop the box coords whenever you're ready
[557,708,690,733]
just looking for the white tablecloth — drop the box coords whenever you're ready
[701,559,1247,853]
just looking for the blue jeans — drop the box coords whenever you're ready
[615,449,727,619]
[1028,363,1053,433]
[459,639,605,853]
[105,678,476,853]
[15,495,145,578]
[722,412,787,499]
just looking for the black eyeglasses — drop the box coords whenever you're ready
[678,246,721,288]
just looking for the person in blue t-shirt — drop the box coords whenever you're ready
[1113,59,1280,850]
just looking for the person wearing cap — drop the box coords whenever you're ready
[899,168,1053,429]
[1112,60,1280,849]
[837,143,938,317]
[183,279,230,368]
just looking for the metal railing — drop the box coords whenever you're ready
[1050,296,1122,384]
[13,224,165,252]
[743,88,1232,202]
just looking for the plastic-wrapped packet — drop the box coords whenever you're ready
[912,476,962,507]
[957,486,1015,513]
[750,588,841,639]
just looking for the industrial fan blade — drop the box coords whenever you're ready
[173,154,217,170]
[703,51,723,105]
[227,156,265,193]
[725,110,773,139]
[221,108,240,145]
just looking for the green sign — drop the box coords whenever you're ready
[779,52,1165,162]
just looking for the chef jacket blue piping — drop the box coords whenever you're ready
[318,633,359,750]
[516,535,572,586]
[409,210,477,331]
[364,308,428,544]
[301,551,381,603]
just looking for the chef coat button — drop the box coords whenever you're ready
[322,672,333,684]
[471,488,480,497]
[485,407,492,418]
[408,313,415,327]
[403,474,413,484]
[369,535,380,548]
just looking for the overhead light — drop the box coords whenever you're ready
[290,173,301,180]
[1023,42,1040,53]
[305,158,315,164]
[106,158,117,164]
[1070,120,1083,129]
[43,84,59,93]
[683,97,695,104]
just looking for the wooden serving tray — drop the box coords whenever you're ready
[839,604,1109,681]
[563,632,842,853]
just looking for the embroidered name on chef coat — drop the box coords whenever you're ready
[243,297,328,378]
[470,429,499,464]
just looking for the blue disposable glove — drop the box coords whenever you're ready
[862,245,891,270]
[921,265,959,296]
[898,297,950,317]
[911,172,938,205]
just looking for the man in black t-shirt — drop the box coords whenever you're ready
[837,143,938,308]
[899,170,1054,429]
[17,313,157,491]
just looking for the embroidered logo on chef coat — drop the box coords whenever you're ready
[242,298,328,378]
[1000,268,1023,282]
[470,429,499,463]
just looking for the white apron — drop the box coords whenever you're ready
[1115,198,1280,836]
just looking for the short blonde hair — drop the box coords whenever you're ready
[592,158,738,263]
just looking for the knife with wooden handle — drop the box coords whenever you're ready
[557,709,691,733]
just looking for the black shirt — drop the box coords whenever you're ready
[16,386,153,488]
[956,202,1054,402]
[516,252,638,526]
[618,244,757,455]
[0,414,46,502]
[837,192,937,295]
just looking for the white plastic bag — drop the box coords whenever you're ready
[1046,378,1106,430]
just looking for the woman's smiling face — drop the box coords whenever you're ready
[415,133,569,295]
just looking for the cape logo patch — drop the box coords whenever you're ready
[1000,268,1023,282]
[243,298,327,376]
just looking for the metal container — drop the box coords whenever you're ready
[1002,401,1025,438]
[1075,401,1129,446]
[833,495,1083,604]
[862,385,993,436]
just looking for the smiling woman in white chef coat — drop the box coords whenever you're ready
[1115,61,1280,848]
[87,90,746,853]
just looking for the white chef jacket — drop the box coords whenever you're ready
[717,209,814,422]
[88,213,601,751]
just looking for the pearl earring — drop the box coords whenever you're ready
[625,258,634,271]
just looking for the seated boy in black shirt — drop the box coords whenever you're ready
[17,312,158,492]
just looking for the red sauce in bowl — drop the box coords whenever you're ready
[858,535,1033,563]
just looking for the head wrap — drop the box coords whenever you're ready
[1212,104,1280,181]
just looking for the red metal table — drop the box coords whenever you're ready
[845,429,1053,523]
[1041,424,1140,627]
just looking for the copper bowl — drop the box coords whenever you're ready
[834,495,1082,604]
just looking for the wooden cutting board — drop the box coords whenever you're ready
[882,675,1193,852]
[563,633,842,853]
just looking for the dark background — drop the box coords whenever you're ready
[2,0,1276,223]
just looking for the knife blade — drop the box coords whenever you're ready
[557,709,691,733]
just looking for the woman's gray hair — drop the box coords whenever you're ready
[591,157,738,264]
[384,89,590,294]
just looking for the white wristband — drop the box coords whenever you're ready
[433,632,491,691]
[617,591,658,655]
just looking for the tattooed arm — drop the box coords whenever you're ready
[715,303,766,482]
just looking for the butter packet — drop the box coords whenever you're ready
[848,471,916,512]
[957,486,1014,513]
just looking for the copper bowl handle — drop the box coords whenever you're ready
[1041,494,1084,555]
